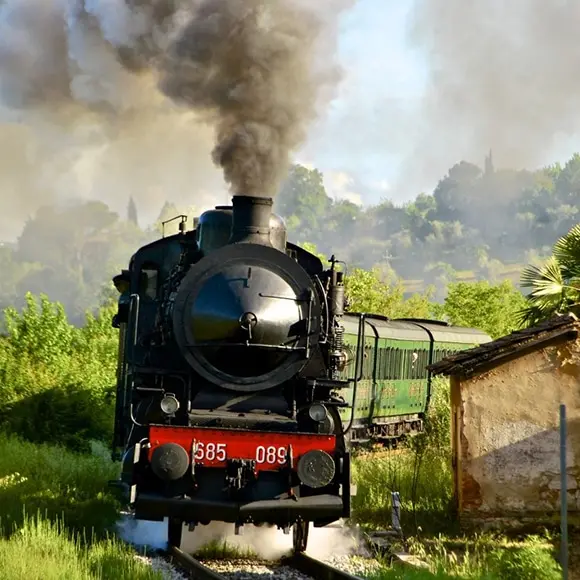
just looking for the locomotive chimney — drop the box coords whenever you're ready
[228,196,273,246]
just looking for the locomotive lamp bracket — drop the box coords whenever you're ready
[161,214,187,238]
[285,444,294,497]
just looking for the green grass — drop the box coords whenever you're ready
[0,516,162,580]
[364,534,562,579]
[0,432,120,539]
[0,432,163,579]
[351,377,454,534]
[194,538,258,560]
[351,448,454,533]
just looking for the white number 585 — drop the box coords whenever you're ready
[194,442,227,462]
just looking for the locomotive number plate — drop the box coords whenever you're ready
[149,425,336,471]
[194,442,287,465]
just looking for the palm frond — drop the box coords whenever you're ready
[520,257,564,297]
[518,257,567,327]
[553,223,580,277]
[514,304,547,329]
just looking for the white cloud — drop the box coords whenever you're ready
[373,179,390,191]
[293,156,316,170]
[323,170,362,206]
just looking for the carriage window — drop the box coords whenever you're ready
[419,349,429,378]
[395,349,402,379]
[363,345,374,379]
[385,348,393,380]
[379,348,388,380]
[404,350,413,380]
[139,265,159,300]
[410,351,419,379]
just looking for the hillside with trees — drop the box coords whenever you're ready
[2,151,580,324]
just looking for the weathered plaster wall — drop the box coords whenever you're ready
[456,337,580,526]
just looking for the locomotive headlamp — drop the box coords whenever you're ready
[308,403,327,422]
[160,394,180,415]
[297,450,336,488]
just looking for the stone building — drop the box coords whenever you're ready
[429,313,580,529]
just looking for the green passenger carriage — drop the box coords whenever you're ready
[337,314,491,444]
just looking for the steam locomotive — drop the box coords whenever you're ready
[110,195,490,552]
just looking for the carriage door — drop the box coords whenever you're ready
[366,321,379,425]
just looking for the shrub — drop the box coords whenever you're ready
[0,293,117,450]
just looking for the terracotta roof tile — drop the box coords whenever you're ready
[428,312,579,377]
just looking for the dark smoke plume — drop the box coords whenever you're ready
[159,0,331,197]
[117,0,351,197]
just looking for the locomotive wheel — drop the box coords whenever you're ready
[292,520,309,553]
[167,518,183,548]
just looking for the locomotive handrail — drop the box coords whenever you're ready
[129,293,140,351]
[343,312,365,436]
[122,293,140,430]
[257,292,310,302]
[312,275,330,344]
[126,293,148,429]
[186,343,308,351]
[305,288,313,359]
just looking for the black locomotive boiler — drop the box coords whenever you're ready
[110,195,355,552]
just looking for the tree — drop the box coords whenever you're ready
[440,280,527,338]
[518,223,580,327]
[484,149,494,176]
[127,196,139,226]
[344,267,434,319]
[276,164,332,245]
[300,242,435,319]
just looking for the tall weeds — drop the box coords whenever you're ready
[351,377,454,533]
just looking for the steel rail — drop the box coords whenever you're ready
[168,544,366,580]
[168,545,226,580]
[284,552,365,580]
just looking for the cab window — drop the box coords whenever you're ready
[139,263,159,300]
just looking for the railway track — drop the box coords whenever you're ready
[167,545,367,580]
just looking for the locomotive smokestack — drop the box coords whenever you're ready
[229,196,273,246]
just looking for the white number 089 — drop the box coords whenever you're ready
[255,445,287,465]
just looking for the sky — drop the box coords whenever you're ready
[296,0,428,206]
[296,0,580,208]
